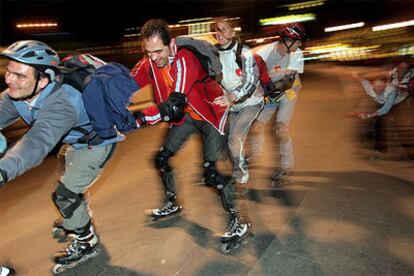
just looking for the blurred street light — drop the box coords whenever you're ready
[372,19,414,31]
[16,22,58,29]
[259,13,316,26]
[279,0,325,11]
[324,22,365,32]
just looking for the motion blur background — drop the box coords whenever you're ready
[1,0,413,69]
[1,0,413,154]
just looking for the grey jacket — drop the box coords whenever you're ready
[0,83,96,181]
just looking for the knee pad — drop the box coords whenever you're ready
[52,182,84,219]
[276,123,290,143]
[203,161,233,190]
[154,147,174,173]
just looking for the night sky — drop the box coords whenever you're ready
[1,0,413,46]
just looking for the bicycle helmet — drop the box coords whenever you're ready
[278,23,306,41]
[1,40,60,80]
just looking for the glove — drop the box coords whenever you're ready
[133,111,146,128]
[263,81,284,103]
[168,92,188,106]
[262,81,276,97]
[267,85,284,102]
[0,131,7,156]
[265,74,296,101]
[158,92,188,122]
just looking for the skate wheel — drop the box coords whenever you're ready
[221,240,241,254]
[221,242,231,254]
[52,264,67,274]
[51,227,60,235]
[271,180,283,188]
[52,248,100,274]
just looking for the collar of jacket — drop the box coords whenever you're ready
[217,39,237,52]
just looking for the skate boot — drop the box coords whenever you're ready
[149,193,182,222]
[271,167,290,187]
[52,222,99,274]
[0,266,15,276]
[221,212,254,254]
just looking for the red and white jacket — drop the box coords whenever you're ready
[131,47,228,134]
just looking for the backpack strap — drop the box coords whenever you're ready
[49,77,64,95]
[25,79,64,129]
[235,42,243,69]
[72,127,102,146]
[54,79,98,145]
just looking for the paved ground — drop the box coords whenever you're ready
[1,64,413,275]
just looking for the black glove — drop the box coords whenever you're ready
[276,74,295,92]
[158,92,188,122]
[168,92,188,106]
[266,75,295,102]
[133,111,146,127]
[263,81,277,97]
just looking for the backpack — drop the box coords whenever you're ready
[59,53,107,91]
[57,54,139,142]
[235,43,271,90]
[175,37,223,82]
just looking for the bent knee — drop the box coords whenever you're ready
[276,122,290,143]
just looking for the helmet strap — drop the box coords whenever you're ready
[281,38,298,54]
[9,71,41,101]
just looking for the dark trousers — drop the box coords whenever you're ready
[159,114,236,211]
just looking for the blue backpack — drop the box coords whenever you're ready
[58,54,140,141]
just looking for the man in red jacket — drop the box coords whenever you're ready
[131,19,249,243]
